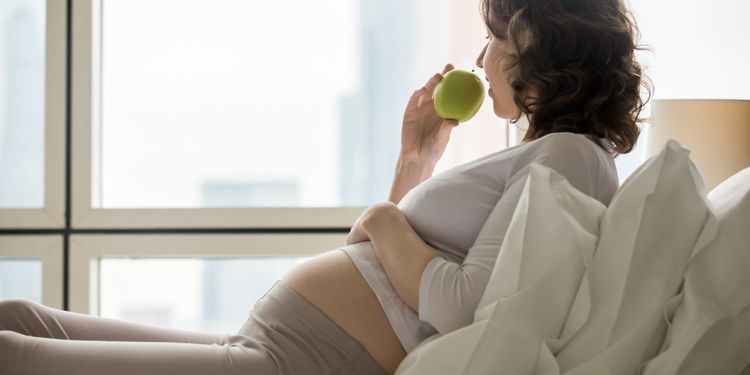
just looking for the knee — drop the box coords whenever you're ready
[0,298,42,332]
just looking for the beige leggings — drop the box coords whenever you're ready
[0,280,388,375]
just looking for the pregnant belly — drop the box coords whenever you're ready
[280,249,406,375]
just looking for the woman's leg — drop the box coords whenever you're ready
[0,329,276,375]
[0,280,388,375]
[0,298,228,344]
[0,298,278,374]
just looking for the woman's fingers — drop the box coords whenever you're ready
[442,63,454,74]
[426,64,454,88]
[407,86,428,109]
[407,64,455,109]
[423,64,455,102]
[444,119,459,127]
[424,73,443,92]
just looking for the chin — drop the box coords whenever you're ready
[489,96,512,118]
[491,100,522,120]
[492,106,514,120]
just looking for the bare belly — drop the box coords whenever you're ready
[280,249,407,375]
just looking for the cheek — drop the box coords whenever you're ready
[483,51,504,88]
[482,54,495,78]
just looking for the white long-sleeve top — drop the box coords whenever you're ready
[340,131,619,352]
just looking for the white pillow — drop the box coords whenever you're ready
[462,163,607,374]
[395,162,606,375]
[554,139,718,374]
[640,166,750,375]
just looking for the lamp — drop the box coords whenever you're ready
[647,99,750,191]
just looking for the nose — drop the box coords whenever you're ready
[475,44,487,69]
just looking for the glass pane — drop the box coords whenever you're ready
[0,258,43,302]
[98,0,507,209]
[99,257,311,334]
[0,0,46,208]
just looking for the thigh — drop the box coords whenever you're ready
[0,298,228,344]
[0,330,275,375]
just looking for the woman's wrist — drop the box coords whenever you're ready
[388,155,435,204]
[397,153,437,170]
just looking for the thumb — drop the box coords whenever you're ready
[436,119,459,139]
[443,119,459,128]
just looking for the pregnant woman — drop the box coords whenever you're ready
[0,0,651,374]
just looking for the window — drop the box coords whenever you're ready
[94,0,508,209]
[0,235,64,308]
[99,257,310,334]
[0,0,65,227]
[1,0,747,332]
[0,0,46,208]
[0,259,43,301]
[68,233,339,315]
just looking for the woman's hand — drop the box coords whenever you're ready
[345,202,397,245]
[400,63,460,166]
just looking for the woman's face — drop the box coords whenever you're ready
[475,27,521,120]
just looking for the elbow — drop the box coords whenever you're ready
[419,259,490,335]
[431,304,476,335]
[420,282,478,335]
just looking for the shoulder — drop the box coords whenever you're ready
[518,132,609,167]
[535,132,606,154]
[508,132,614,198]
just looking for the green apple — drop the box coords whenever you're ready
[433,69,485,122]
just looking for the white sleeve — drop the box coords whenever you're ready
[417,136,602,335]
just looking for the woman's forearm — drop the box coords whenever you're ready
[388,156,435,204]
[362,203,441,312]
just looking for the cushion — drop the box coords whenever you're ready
[554,139,718,374]
[395,162,606,374]
[640,166,750,375]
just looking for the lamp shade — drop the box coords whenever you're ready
[647,99,750,191]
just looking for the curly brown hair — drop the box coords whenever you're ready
[480,0,654,156]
